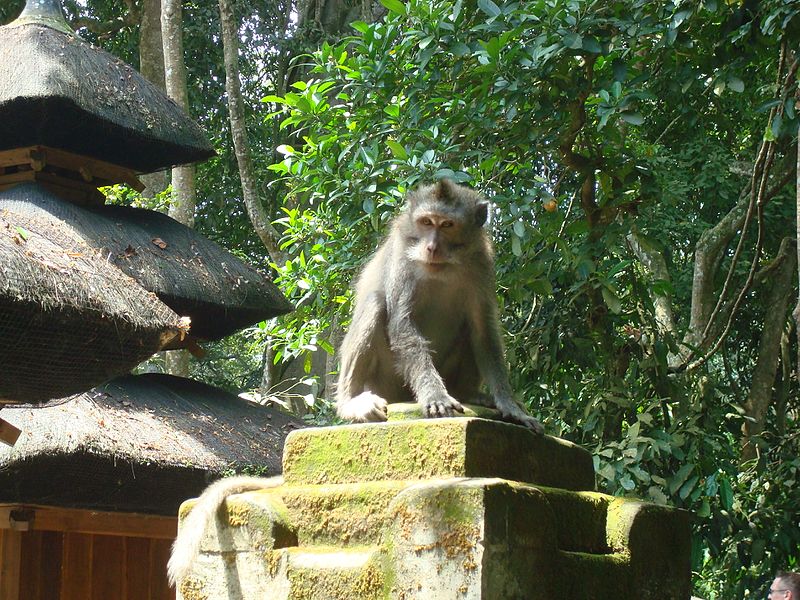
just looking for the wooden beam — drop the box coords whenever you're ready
[0,146,145,191]
[0,505,177,540]
[0,417,21,447]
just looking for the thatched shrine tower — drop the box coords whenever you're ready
[0,2,299,598]
[0,0,292,404]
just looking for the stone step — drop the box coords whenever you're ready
[282,546,382,600]
[538,487,611,553]
[282,417,595,491]
[557,550,631,597]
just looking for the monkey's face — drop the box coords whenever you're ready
[405,209,473,271]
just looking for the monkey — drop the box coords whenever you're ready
[336,179,543,433]
[167,475,283,586]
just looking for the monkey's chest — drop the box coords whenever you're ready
[411,304,470,358]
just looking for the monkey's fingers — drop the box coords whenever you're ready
[342,391,389,423]
[501,410,544,435]
[421,396,464,418]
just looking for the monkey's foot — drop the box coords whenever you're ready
[420,395,464,418]
[338,392,388,423]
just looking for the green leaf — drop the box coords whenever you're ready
[351,21,370,34]
[15,227,30,241]
[380,0,406,14]
[719,477,734,510]
[727,77,744,93]
[563,32,583,50]
[669,464,695,495]
[582,36,602,54]
[477,0,501,18]
[770,114,783,139]
[386,140,408,160]
[612,60,627,82]
[511,234,522,257]
[679,475,699,500]
[672,8,692,28]
[529,278,553,296]
[513,221,525,238]
[480,37,501,61]
[620,111,644,125]
[601,287,622,314]
[598,463,617,481]
[362,197,375,214]
[451,42,471,56]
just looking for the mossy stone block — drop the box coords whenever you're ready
[282,418,595,490]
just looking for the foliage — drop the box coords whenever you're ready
[260,0,800,596]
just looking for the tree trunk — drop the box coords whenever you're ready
[218,0,286,263]
[794,123,800,380]
[740,237,797,462]
[161,0,195,376]
[138,0,169,198]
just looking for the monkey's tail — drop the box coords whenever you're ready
[167,475,283,587]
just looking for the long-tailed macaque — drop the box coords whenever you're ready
[336,179,543,433]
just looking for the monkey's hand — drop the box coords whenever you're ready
[420,393,465,418]
[339,391,389,422]
[494,397,544,435]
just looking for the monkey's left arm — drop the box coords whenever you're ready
[470,299,544,434]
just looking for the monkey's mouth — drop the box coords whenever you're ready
[423,261,448,271]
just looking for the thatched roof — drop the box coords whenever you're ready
[0,0,215,172]
[1,183,293,341]
[0,373,305,515]
[0,195,183,404]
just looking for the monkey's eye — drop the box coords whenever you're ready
[441,220,454,228]
[419,217,433,227]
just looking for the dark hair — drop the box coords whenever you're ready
[776,572,800,594]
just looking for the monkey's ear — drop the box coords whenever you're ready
[475,202,489,226]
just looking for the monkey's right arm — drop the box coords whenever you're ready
[167,475,283,586]
[335,291,391,422]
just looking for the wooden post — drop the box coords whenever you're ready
[0,418,21,447]
[0,529,22,600]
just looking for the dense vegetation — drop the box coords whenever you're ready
[3,0,798,596]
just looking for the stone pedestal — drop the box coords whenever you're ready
[176,412,691,600]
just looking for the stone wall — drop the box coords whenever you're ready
[176,410,691,599]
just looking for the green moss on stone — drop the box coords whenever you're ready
[222,492,298,550]
[283,421,470,485]
[283,419,595,491]
[280,481,411,546]
[178,576,208,600]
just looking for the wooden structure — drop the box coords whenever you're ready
[0,374,304,600]
[0,505,175,600]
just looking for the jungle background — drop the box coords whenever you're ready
[2,0,798,596]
